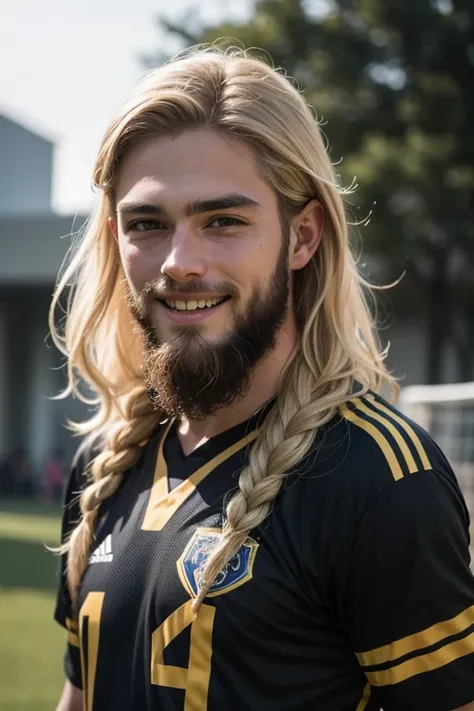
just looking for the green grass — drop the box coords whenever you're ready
[0,500,65,710]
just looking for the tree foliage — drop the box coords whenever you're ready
[148,0,474,381]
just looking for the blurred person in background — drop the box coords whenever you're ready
[50,47,474,711]
[43,447,66,503]
[0,446,35,498]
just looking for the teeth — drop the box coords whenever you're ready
[164,297,224,311]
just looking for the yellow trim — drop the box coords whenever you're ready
[367,396,432,470]
[356,603,474,668]
[340,403,404,481]
[143,419,174,523]
[353,398,418,473]
[67,630,80,648]
[366,628,474,686]
[177,527,259,599]
[66,616,78,632]
[355,682,371,711]
[142,423,261,531]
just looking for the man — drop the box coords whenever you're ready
[52,47,474,711]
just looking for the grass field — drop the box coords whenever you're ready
[0,499,65,710]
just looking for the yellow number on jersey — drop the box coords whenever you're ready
[151,600,216,710]
[79,594,216,711]
[79,592,105,711]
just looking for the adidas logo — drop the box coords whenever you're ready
[89,534,113,564]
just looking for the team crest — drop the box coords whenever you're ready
[177,527,259,598]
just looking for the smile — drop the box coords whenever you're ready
[155,296,231,324]
[161,296,229,311]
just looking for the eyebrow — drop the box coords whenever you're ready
[117,193,262,217]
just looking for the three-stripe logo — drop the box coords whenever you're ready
[89,534,113,564]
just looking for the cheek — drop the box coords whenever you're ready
[118,240,157,292]
[238,242,277,287]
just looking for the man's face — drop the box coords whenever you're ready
[112,128,293,418]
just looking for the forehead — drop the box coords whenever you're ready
[114,128,277,210]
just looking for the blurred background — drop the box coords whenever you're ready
[0,0,473,708]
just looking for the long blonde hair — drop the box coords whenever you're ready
[50,45,397,610]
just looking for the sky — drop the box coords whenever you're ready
[0,0,252,214]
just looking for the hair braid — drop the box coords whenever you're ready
[65,388,162,603]
[192,358,356,611]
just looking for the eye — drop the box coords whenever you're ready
[207,216,245,229]
[128,219,165,232]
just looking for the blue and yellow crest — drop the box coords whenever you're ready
[177,527,259,598]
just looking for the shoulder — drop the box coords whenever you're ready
[336,390,455,489]
[287,392,471,591]
[292,390,461,519]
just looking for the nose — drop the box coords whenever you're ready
[160,226,207,283]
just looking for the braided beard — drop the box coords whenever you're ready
[127,236,290,420]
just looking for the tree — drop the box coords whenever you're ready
[148,0,474,383]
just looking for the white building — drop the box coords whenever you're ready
[0,111,87,470]
[0,113,54,215]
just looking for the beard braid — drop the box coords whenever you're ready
[127,227,291,419]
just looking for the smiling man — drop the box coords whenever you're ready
[51,48,474,711]
[117,131,295,423]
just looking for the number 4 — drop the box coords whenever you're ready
[79,594,216,711]
[151,600,216,710]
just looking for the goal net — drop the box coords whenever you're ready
[399,382,474,564]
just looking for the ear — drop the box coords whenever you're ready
[108,216,118,239]
[289,199,324,271]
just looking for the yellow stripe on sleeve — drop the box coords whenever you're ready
[65,616,80,647]
[67,630,80,648]
[366,628,474,686]
[353,399,418,474]
[356,604,474,668]
[340,403,404,481]
[367,396,432,471]
[66,617,78,632]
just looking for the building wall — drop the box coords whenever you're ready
[0,285,88,474]
[0,210,88,473]
[0,214,87,284]
[0,115,53,215]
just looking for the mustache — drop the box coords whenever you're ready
[141,278,238,300]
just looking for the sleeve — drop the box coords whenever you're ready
[333,467,474,711]
[54,437,97,690]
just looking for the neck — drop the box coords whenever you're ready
[176,318,298,452]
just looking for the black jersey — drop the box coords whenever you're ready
[54,392,474,711]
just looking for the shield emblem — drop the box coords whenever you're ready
[177,527,259,598]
